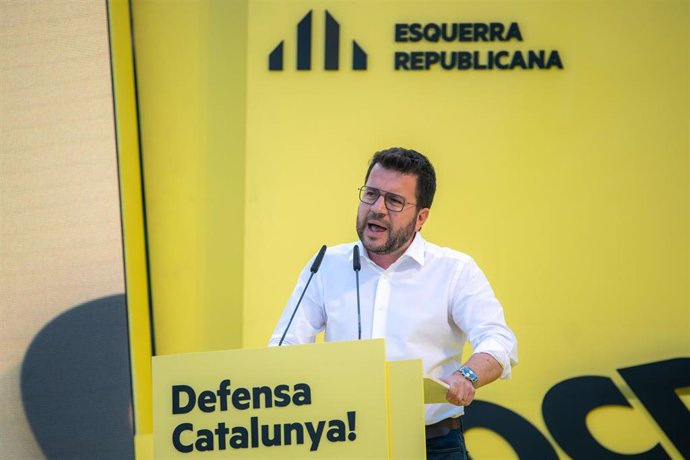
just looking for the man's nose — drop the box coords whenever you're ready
[370,194,388,213]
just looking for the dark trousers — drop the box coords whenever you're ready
[426,426,469,460]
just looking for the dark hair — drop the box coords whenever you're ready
[364,147,436,209]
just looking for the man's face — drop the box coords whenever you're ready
[356,163,429,258]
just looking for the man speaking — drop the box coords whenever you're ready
[270,147,518,459]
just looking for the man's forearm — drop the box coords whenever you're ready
[439,352,504,406]
[463,352,503,388]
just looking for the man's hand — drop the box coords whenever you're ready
[439,372,476,406]
[438,352,504,406]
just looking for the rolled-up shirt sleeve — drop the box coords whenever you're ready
[450,257,518,379]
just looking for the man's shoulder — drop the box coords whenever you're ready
[423,238,474,264]
[422,239,487,285]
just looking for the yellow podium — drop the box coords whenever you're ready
[152,339,427,459]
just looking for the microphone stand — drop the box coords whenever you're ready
[353,245,362,340]
[278,245,327,346]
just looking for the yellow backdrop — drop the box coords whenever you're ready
[115,0,689,458]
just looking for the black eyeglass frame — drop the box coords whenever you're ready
[358,186,417,212]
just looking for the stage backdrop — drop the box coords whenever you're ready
[123,0,689,458]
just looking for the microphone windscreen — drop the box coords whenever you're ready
[310,245,327,273]
[353,245,361,271]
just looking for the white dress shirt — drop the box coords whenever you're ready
[269,233,518,424]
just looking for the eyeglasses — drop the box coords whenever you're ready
[358,186,416,212]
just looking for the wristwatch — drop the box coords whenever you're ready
[455,366,479,388]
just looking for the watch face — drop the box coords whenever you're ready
[459,367,478,386]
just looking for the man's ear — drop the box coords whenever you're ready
[416,208,430,232]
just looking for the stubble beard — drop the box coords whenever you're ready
[356,211,418,255]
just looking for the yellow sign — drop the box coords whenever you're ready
[153,339,424,458]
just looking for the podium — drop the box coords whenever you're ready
[152,339,427,459]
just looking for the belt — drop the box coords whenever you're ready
[425,417,461,439]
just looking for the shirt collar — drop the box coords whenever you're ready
[404,231,426,266]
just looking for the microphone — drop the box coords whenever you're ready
[278,245,327,346]
[311,244,327,273]
[353,245,362,340]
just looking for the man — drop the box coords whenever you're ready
[270,147,518,459]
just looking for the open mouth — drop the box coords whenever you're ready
[367,222,387,233]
